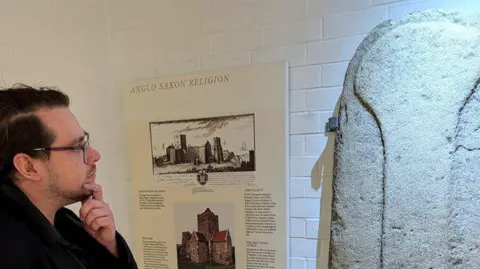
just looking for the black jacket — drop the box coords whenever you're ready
[0,173,138,269]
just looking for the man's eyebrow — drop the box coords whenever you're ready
[68,131,88,146]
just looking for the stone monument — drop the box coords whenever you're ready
[330,9,480,269]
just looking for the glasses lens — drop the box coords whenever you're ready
[83,135,89,163]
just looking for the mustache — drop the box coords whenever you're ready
[88,166,96,176]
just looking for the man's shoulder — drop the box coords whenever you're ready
[0,208,43,267]
[0,204,28,229]
[0,207,37,241]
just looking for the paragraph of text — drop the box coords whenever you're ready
[244,188,277,236]
[142,237,170,269]
[139,190,165,210]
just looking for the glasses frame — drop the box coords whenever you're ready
[31,132,90,164]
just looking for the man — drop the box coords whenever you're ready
[0,84,138,268]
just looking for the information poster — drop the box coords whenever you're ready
[123,61,289,269]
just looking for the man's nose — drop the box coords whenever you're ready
[87,146,101,163]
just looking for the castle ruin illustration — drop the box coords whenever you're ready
[154,132,255,174]
[165,135,226,166]
[150,114,256,175]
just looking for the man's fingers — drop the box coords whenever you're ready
[83,183,103,200]
[79,199,106,221]
[87,216,113,232]
[83,208,110,227]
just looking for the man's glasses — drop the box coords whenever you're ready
[31,132,90,164]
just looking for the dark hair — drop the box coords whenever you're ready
[0,84,70,174]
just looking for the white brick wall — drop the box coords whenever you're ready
[0,1,475,269]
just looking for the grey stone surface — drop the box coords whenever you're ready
[330,9,480,269]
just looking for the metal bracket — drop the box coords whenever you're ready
[325,117,339,132]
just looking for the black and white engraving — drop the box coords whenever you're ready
[150,114,255,175]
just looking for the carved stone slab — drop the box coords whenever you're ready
[330,9,480,269]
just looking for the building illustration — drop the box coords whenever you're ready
[150,114,256,175]
[177,208,235,267]
[164,135,231,166]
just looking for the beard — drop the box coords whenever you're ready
[46,169,91,206]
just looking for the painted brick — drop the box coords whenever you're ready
[54,26,107,66]
[0,70,4,86]
[50,0,105,30]
[290,198,321,218]
[263,17,323,47]
[389,0,466,19]
[10,38,59,71]
[109,28,156,83]
[2,66,53,88]
[155,60,199,77]
[154,7,206,49]
[374,0,406,4]
[290,135,305,156]
[252,44,306,67]
[109,27,154,52]
[290,238,318,258]
[164,36,210,62]
[309,0,372,16]
[106,0,154,31]
[305,134,328,156]
[252,0,308,24]
[290,65,322,90]
[290,111,332,135]
[306,219,320,239]
[323,7,388,39]
[110,0,208,34]
[202,3,253,33]
[289,177,306,198]
[290,177,306,198]
[290,156,319,177]
[153,25,202,49]
[209,0,250,10]
[305,87,342,111]
[306,35,365,65]
[200,52,251,71]
[0,45,15,68]
[290,257,307,269]
[305,178,322,198]
[321,62,349,87]
[153,46,166,64]
[307,258,318,269]
[115,63,156,88]
[211,27,262,54]
[0,0,53,43]
[290,218,306,238]
[0,70,11,88]
[290,112,321,134]
[290,90,306,112]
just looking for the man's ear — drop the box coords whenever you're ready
[12,153,42,182]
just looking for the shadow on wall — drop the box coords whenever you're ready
[311,96,341,269]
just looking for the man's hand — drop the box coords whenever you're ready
[79,183,119,258]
